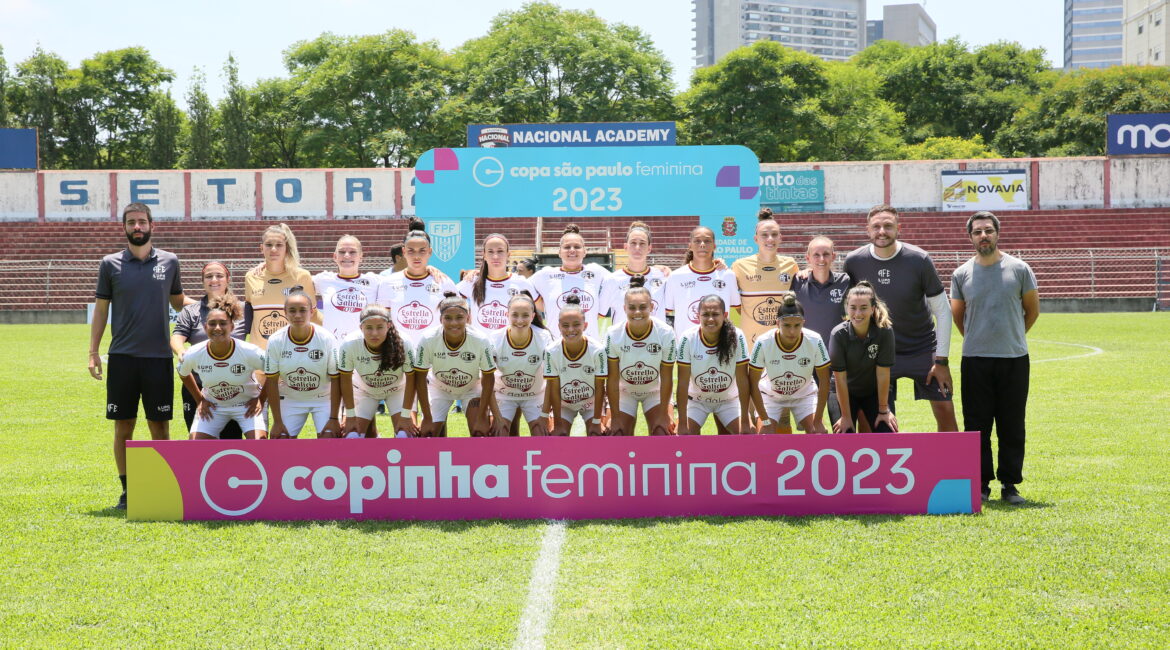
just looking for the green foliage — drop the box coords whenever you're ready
[679,41,828,161]
[182,70,217,169]
[219,54,251,168]
[0,46,9,128]
[996,66,1170,157]
[145,91,183,169]
[455,2,675,124]
[247,77,306,168]
[804,63,904,161]
[898,134,999,160]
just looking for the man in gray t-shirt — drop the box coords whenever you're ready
[843,205,957,432]
[950,211,1039,505]
[89,203,189,510]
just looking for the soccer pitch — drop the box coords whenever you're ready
[2,315,1167,647]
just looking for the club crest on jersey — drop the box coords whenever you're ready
[152,264,168,281]
[399,301,433,329]
[798,357,811,367]
[647,343,662,354]
[437,367,473,389]
[878,269,892,285]
[460,351,476,362]
[696,367,732,393]
[562,379,594,403]
[621,361,659,385]
[286,367,322,392]
[331,287,366,313]
[230,364,246,375]
[478,300,508,329]
[712,279,726,289]
[308,349,325,361]
[583,365,594,374]
[583,270,596,280]
[430,221,461,263]
[830,288,845,303]
[528,354,541,365]
[502,370,535,392]
[687,300,702,323]
[779,273,791,284]
[867,344,879,359]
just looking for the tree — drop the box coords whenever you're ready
[7,48,68,168]
[248,77,307,168]
[219,54,250,168]
[678,41,828,162]
[0,46,9,128]
[182,70,217,168]
[455,2,675,124]
[286,30,453,167]
[898,135,999,160]
[996,66,1170,156]
[804,63,904,161]
[146,90,183,169]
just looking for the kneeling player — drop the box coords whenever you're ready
[543,294,607,436]
[414,292,501,437]
[748,294,830,434]
[605,276,676,436]
[337,305,417,438]
[676,295,751,435]
[264,289,341,439]
[489,293,552,436]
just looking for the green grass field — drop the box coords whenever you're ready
[2,315,1168,647]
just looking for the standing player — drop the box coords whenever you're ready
[89,203,190,509]
[457,233,536,334]
[663,226,741,338]
[732,208,800,350]
[542,294,608,436]
[748,294,830,435]
[177,295,268,440]
[605,276,676,436]
[516,257,538,279]
[381,223,458,346]
[843,205,955,431]
[337,305,417,438]
[828,282,898,434]
[263,289,341,439]
[791,236,850,425]
[488,294,553,436]
[598,221,669,329]
[675,295,751,435]
[244,223,317,350]
[314,235,386,340]
[950,211,1039,504]
[530,224,610,340]
[413,293,501,437]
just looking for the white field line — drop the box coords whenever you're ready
[1030,339,1104,363]
[514,519,568,650]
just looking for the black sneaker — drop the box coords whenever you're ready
[981,485,991,502]
[115,492,127,510]
[1001,485,1026,505]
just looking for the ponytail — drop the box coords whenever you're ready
[359,305,406,372]
[625,273,652,303]
[438,291,469,316]
[262,223,301,269]
[776,292,804,321]
[404,217,429,244]
[697,295,736,365]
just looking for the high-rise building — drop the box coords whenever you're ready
[1064,0,1125,69]
[879,3,936,47]
[693,0,866,68]
[1124,0,1169,65]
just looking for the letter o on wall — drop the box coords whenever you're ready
[275,178,302,203]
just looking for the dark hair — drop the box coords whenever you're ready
[625,273,652,304]
[508,291,546,330]
[845,281,892,329]
[560,292,584,317]
[358,305,406,372]
[698,294,737,366]
[867,204,899,221]
[389,243,404,262]
[206,293,242,323]
[438,291,469,315]
[967,210,1001,235]
[757,207,774,220]
[627,221,651,245]
[684,226,715,264]
[473,233,509,305]
[517,257,537,274]
[562,223,581,236]
[404,217,429,244]
[776,292,804,320]
[284,286,313,308]
[122,202,153,223]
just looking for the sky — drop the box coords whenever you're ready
[0,0,1065,102]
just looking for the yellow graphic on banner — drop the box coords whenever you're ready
[127,447,184,521]
[942,176,1025,204]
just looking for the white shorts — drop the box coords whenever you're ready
[429,385,483,423]
[274,398,333,438]
[354,387,405,420]
[686,399,741,427]
[191,403,267,438]
[558,404,595,424]
[498,396,543,423]
[618,391,661,418]
[762,392,817,425]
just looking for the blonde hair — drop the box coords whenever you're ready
[334,234,362,254]
[263,223,301,269]
[846,281,892,329]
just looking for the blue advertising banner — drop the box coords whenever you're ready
[0,128,38,169]
[1107,113,1170,155]
[759,170,824,212]
[414,146,759,219]
[467,122,676,148]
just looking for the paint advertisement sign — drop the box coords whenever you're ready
[940,169,1029,211]
[759,170,824,212]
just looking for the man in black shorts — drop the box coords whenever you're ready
[88,203,190,509]
[843,205,957,432]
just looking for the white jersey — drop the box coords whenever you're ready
[313,271,385,340]
[456,272,537,334]
[490,326,552,400]
[676,325,749,404]
[414,329,497,396]
[604,319,676,398]
[542,337,608,410]
[177,339,266,407]
[380,270,458,345]
[263,324,339,401]
[530,264,610,340]
[662,264,742,337]
[598,267,669,328]
[749,328,830,400]
[335,331,415,400]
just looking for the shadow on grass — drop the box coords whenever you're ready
[981,499,1056,511]
[106,515,549,534]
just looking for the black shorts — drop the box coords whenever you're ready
[844,391,894,434]
[106,354,174,421]
[890,349,951,402]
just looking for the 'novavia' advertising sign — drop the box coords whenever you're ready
[940,169,1028,212]
[127,434,980,521]
[467,122,676,148]
[1107,113,1170,155]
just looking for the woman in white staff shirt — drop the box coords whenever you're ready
[530,223,610,340]
[598,221,669,329]
[663,226,741,337]
[488,293,552,436]
[381,220,458,347]
[338,305,417,438]
[606,276,676,437]
[263,289,341,439]
[748,293,831,434]
[457,233,536,334]
[675,295,751,435]
[314,235,386,340]
[177,295,268,439]
[414,292,501,437]
[543,294,607,436]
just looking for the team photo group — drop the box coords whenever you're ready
[90,202,1038,509]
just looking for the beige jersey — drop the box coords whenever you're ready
[731,254,800,348]
[244,266,316,349]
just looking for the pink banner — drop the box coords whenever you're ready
[127,433,980,521]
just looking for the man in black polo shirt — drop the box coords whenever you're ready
[88,203,189,509]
